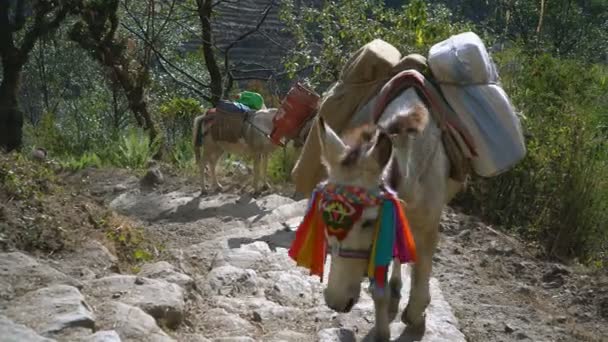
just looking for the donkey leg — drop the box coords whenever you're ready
[252,154,261,193]
[205,147,223,192]
[388,260,403,321]
[372,291,391,342]
[261,154,270,190]
[401,225,439,330]
[198,152,207,194]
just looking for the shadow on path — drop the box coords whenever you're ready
[152,194,271,223]
[227,226,295,251]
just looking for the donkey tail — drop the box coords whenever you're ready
[192,113,207,165]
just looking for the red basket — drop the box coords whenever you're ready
[269,82,320,146]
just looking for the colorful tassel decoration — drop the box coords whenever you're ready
[288,183,416,287]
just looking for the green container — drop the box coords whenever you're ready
[236,91,265,110]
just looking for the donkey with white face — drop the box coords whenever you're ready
[318,88,463,340]
[316,116,400,341]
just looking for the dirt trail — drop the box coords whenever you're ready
[2,166,607,342]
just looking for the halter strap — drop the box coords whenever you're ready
[336,247,370,260]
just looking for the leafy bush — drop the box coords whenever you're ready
[158,97,202,147]
[280,0,471,86]
[170,136,196,172]
[0,152,57,201]
[61,152,104,171]
[456,51,608,263]
[108,128,161,169]
[267,145,300,183]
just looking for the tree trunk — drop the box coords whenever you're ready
[197,0,223,105]
[0,59,24,152]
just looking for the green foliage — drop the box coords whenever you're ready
[0,152,56,201]
[267,145,300,183]
[158,97,202,146]
[61,152,103,171]
[279,0,471,86]
[429,0,608,61]
[457,50,608,262]
[170,137,196,172]
[109,128,161,169]
[0,152,67,252]
[102,211,160,265]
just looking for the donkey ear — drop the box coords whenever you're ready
[316,116,346,167]
[366,130,393,167]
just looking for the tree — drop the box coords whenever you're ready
[279,0,470,88]
[0,0,75,152]
[195,0,276,105]
[69,0,160,153]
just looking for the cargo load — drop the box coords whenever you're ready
[291,39,430,195]
[203,100,254,143]
[235,91,265,111]
[428,31,526,177]
[269,82,320,146]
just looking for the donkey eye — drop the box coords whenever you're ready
[362,219,375,229]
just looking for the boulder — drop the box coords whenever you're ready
[80,330,122,342]
[0,315,56,342]
[204,265,263,297]
[138,261,194,291]
[5,285,94,335]
[86,275,184,329]
[95,302,175,342]
[0,252,79,300]
[201,308,255,337]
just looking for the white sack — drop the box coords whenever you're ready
[428,31,526,177]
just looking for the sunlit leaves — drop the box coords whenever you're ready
[279,0,469,88]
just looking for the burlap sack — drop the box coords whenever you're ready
[291,39,402,195]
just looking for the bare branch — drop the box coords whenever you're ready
[212,0,239,9]
[156,57,212,102]
[120,22,211,90]
[222,1,273,94]
[19,5,70,62]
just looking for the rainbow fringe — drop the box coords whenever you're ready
[288,186,417,289]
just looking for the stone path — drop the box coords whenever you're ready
[0,190,465,341]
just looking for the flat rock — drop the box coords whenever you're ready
[202,308,255,337]
[179,333,211,342]
[210,296,299,322]
[212,338,255,342]
[204,265,263,296]
[138,261,194,291]
[213,242,270,269]
[51,241,118,281]
[0,315,56,342]
[5,284,95,335]
[95,302,174,342]
[248,200,307,228]
[269,330,310,342]
[0,252,79,300]
[86,275,184,329]
[264,271,314,307]
[318,328,356,342]
[254,194,295,212]
[79,330,122,342]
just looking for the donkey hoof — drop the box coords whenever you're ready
[401,309,426,332]
[373,326,390,342]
